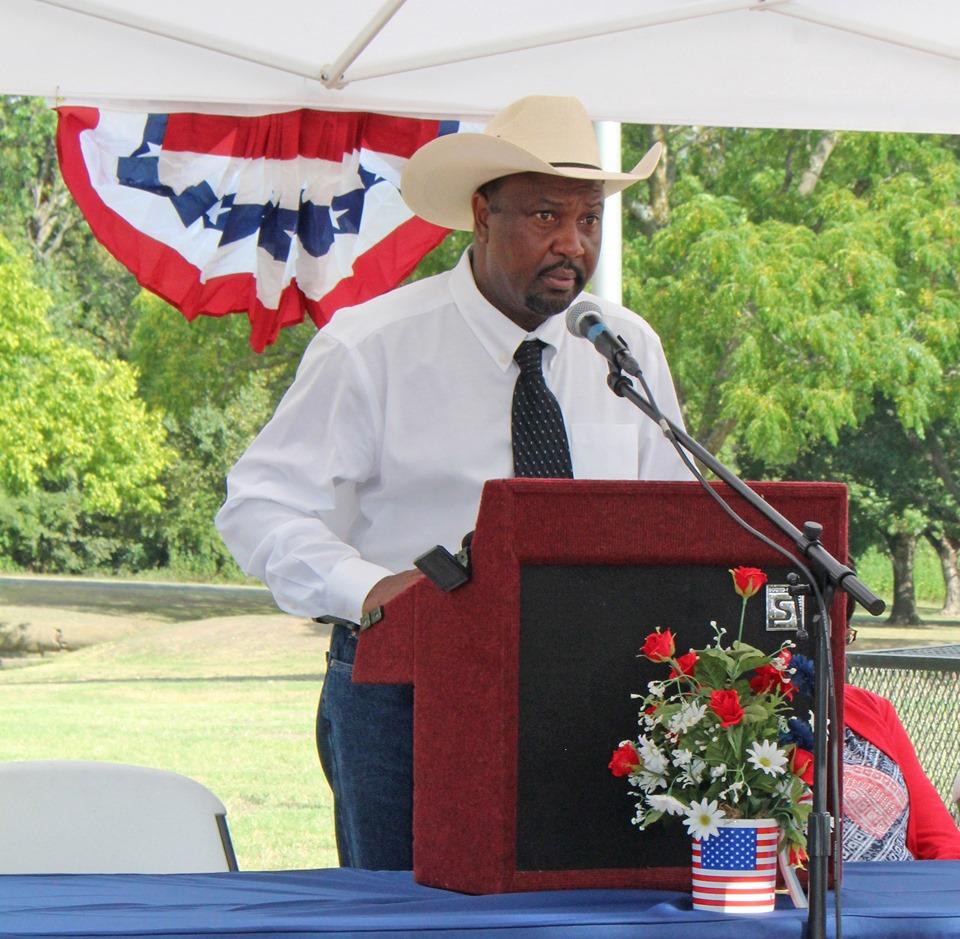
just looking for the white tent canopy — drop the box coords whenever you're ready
[6,0,960,132]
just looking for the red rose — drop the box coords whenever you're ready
[608,741,641,777]
[640,629,675,662]
[709,688,744,728]
[750,663,797,700]
[669,650,698,679]
[791,747,814,786]
[730,566,768,599]
[749,664,778,695]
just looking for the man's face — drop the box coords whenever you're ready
[470,173,604,331]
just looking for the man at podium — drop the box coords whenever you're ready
[216,94,691,870]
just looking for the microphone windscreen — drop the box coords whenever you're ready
[565,300,602,338]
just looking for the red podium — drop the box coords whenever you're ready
[353,479,848,894]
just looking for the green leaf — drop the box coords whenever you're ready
[741,703,769,723]
[694,650,732,689]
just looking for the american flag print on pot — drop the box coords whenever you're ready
[691,819,779,913]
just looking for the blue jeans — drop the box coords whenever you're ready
[315,624,414,870]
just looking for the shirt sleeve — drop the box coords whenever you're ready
[878,694,960,860]
[215,330,392,624]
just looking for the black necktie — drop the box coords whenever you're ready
[511,340,574,478]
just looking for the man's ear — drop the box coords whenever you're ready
[471,191,489,243]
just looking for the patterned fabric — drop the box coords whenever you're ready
[842,727,914,862]
[56,108,466,352]
[511,340,573,478]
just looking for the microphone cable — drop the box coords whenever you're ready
[607,341,843,939]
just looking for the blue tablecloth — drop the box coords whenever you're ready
[1,862,958,938]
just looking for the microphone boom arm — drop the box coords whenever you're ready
[606,370,884,616]
[601,354,881,939]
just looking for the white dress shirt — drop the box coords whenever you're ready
[215,251,690,623]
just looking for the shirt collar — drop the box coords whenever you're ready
[449,249,574,373]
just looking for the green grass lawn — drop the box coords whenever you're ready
[1,540,955,873]
[0,613,337,871]
[849,542,960,648]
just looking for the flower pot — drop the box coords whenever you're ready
[690,818,778,913]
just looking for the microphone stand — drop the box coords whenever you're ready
[604,364,884,939]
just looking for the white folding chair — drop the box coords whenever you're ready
[0,760,238,873]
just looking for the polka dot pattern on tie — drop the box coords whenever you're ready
[511,339,574,479]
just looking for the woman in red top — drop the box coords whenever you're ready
[844,684,960,861]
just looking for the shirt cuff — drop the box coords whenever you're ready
[326,556,394,625]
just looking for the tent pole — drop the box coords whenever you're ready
[31,0,322,80]
[321,0,409,88]
[593,121,623,307]
[339,0,780,85]
[773,6,960,64]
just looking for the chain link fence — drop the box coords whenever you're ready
[846,644,960,821]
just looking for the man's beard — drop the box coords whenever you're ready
[525,263,585,316]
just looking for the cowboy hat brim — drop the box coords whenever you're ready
[400,134,663,231]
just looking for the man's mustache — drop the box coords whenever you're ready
[538,261,585,282]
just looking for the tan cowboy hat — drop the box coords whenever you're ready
[400,95,662,231]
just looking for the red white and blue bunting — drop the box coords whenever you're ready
[57,108,464,351]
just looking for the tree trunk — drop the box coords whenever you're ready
[627,125,672,235]
[649,125,670,228]
[29,140,78,261]
[798,132,840,197]
[918,430,960,506]
[886,531,922,625]
[925,530,960,615]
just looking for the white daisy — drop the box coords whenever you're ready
[747,739,788,776]
[646,793,686,816]
[669,701,707,734]
[637,769,668,792]
[638,739,668,776]
[683,798,725,840]
[687,757,707,784]
[671,748,693,768]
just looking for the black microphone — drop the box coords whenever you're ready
[566,300,675,439]
[565,301,642,377]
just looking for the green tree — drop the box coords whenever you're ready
[129,293,317,577]
[744,403,948,624]
[0,236,172,571]
[0,96,141,358]
[623,126,960,609]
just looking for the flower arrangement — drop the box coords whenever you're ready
[608,566,813,865]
